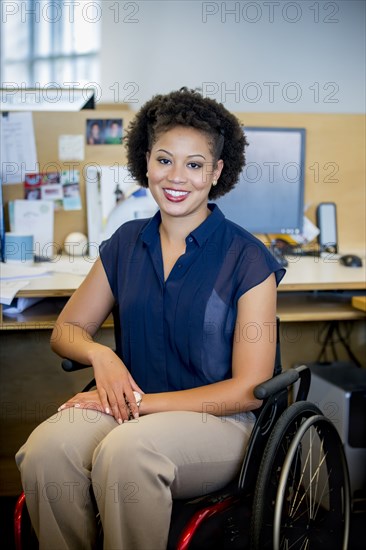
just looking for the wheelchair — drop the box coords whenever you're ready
[14,319,351,549]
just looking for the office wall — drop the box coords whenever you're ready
[2,111,364,252]
[99,0,365,113]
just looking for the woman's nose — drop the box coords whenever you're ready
[167,164,187,184]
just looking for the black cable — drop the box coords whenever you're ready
[316,321,361,367]
[317,322,335,363]
[335,323,362,367]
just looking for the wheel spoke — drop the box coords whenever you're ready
[251,403,350,550]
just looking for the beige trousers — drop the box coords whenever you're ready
[16,408,255,550]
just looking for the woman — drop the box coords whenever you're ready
[16,88,285,549]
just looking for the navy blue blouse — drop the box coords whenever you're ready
[100,204,285,393]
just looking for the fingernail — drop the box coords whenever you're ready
[74,403,80,408]
[58,405,65,411]
[105,407,110,414]
[133,412,139,419]
[123,419,129,424]
[118,418,123,425]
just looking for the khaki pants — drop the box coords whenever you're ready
[16,408,255,550]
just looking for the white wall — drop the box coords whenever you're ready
[99,0,365,113]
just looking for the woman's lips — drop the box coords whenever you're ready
[163,188,190,202]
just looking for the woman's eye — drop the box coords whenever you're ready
[188,162,202,169]
[158,158,171,165]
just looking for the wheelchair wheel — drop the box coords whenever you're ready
[251,401,350,550]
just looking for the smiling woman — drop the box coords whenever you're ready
[147,126,223,214]
[16,88,286,550]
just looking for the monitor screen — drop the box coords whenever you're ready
[214,127,306,235]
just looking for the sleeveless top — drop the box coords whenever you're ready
[100,204,285,393]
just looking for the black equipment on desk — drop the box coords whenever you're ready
[316,202,338,253]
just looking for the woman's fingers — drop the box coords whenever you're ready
[124,388,140,420]
[92,355,144,422]
[98,386,112,415]
[57,390,137,424]
[57,391,109,414]
[109,392,130,424]
[98,385,131,424]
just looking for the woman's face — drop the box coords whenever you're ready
[146,126,223,220]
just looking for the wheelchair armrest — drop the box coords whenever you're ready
[253,364,311,400]
[61,358,92,372]
[254,368,299,400]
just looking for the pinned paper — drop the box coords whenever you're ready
[58,135,84,161]
[61,170,82,211]
[9,199,54,259]
[0,112,38,185]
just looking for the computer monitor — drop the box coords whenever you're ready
[215,127,306,235]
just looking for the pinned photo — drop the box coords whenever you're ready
[24,172,63,208]
[61,170,82,211]
[86,119,123,145]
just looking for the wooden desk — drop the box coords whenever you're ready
[277,254,366,322]
[352,296,366,312]
[1,255,365,328]
[279,254,366,292]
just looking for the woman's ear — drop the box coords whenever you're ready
[214,159,224,181]
[145,152,150,179]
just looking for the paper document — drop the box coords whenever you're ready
[85,165,157,246]
[2,296,43,313]
[58,135,85,161]
[9,199,54,259]
[49,256,94,276]
[0,262,51,280]
[0,279,30,305]
[0,112,38,184]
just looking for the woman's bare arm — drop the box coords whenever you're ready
[51,258,143,423]
[51,258,114,360]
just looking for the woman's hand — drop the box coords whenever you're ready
[58,383,143,424]
[90,347,144,424]
[58,389,112,415]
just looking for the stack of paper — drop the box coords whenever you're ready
[0,263,51,305]
[8,199,54,259]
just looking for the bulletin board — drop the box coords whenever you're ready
[2,109,365,253]
[2,107,134,250]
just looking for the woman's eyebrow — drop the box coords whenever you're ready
[156,149,206,160]
[156,148,172,155]
[187,154,206,160]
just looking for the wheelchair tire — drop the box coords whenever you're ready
[251,401,351,550]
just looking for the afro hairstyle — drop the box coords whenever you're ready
[125,88,247,199]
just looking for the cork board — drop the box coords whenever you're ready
[2,110,365,251]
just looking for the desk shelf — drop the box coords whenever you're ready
[1,292,364,329]
[278,293,366,322]
[0,298,114,330]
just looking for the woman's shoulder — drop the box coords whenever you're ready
[222,216,269,252]
[219,216,285,284]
